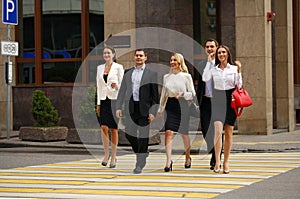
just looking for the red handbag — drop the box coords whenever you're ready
[231,86,252,116]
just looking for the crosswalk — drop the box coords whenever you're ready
[0,152,299,198]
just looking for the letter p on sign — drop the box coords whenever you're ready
[2,0,18,25]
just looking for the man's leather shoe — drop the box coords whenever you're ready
[133,166,142,174]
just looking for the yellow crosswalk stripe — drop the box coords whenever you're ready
[0,152,299,198]
[0,187,219,198]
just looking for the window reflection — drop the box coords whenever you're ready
[89,0,104,51]
[198,0,217,44]
[20,0,35,59]
[18,63,35,84]
[42,0,82,59]
[43,62,82,83]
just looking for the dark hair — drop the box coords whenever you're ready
[215,45,234,66]
[205,38,219,47]
[103,45,116,62]
[135,49,147,56]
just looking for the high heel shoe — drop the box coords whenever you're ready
[223,170,230,174]
[223,163,229,174]
[184,157,192,168]
[109,158,117,168]
[213,165,221,173]
[101,155,110,166]
[164,161,173,172]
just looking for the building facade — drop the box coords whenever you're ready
[0,0,299,135]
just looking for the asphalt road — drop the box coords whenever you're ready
[0,146,299,199]
[0,146,94,169]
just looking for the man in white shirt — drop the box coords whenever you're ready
[195,39,221,170]
[116,49,159,174]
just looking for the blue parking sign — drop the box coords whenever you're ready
[2,0,18,25]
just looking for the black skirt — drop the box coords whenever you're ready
[211,88,236,126]
[100,98,119,129]
[164,97,189,134]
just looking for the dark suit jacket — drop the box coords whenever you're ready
[116,65,159,117]
[195,59,207,105]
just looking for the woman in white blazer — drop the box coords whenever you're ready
[96,46,124,168]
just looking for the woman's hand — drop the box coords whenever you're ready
[235,61,242,73]
[157,112,163,118]
[175,92,184,99]
[111,82,117,89]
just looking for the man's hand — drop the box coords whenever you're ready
[96,105,100,115]
[116,109,122,119]
[208,52,215,62]
[148,114,155,123]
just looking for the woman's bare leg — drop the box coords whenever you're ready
[110,128,118,165]
[101,125,110,163]
[223,124,233,171]
[214,121,223,171]
[165,130,174,167]
[180,134,191,165]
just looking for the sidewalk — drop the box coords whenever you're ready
[1,128,300,153]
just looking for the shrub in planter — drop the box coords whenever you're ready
[31,90,60,126]
[67,86,101,143]
[78,86,100,129]
[19,90,67,141]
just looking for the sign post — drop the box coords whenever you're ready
[2,0,18,139]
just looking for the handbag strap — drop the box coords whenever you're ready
[231,98,243,116]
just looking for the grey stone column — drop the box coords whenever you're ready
[274,0,295,131]
[235,0,273,135]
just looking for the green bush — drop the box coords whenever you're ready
[31,90,60,126]
[78,86,100,128]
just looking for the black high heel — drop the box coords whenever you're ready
[184,157,192,168]
[164,161,173,172]
[109,158,117,168]
[101,155,110,166]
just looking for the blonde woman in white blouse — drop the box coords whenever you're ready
[202,45,242,174]
[157,53,196,172]
[96,46,124,168]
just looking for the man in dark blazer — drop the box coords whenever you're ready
[195,39,221,170]
[116,49,158,174]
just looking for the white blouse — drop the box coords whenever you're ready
[158,72,196,113]
[203,63,243,91]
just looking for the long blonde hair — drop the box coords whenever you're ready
[170,53,189,73]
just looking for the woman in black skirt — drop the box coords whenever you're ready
[202,45,243,174]
[157,53,196,172]
[96,46,124,168]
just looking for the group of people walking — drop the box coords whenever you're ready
[96,39,243,174]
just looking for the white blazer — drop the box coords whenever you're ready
[96,62,124,105]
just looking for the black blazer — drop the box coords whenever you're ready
[116,65,159,117]
[195,59,207,105]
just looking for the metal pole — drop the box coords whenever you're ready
[6,24,11,139]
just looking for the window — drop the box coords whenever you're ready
[194,0,217,45]
[17,0,104,85]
